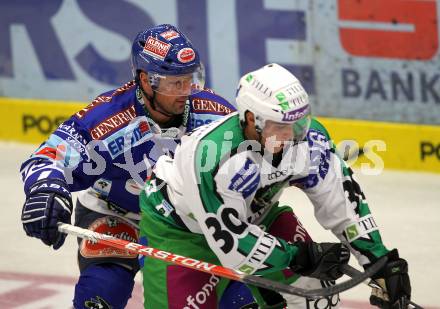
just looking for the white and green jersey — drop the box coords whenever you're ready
[141,113,388,276]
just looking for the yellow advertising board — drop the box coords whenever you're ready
[319,118,440,174]
[0,97,85,144]
[0,97,439,173]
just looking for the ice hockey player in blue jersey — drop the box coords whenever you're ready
[19,24,241,308]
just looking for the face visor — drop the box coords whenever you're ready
[148,64,205,97]
[259,106,312,144]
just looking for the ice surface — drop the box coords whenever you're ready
[1,142,438,308]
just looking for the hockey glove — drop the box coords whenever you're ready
[290,242,350,281]
[369,249,411,309]
[21,179,73,250]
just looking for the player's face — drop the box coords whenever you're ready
[261,120,294,154]
[156,75,193,96]
[153,74,193,115]
[154,91,188,115]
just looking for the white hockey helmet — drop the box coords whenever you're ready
[236,63,311,143]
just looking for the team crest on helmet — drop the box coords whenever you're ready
[160,29,180,41]
[177,48,195,63]
[143,36,171,60]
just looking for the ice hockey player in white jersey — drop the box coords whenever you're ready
[139,63,411,308]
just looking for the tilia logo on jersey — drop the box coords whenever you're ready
[238,233,277,274]
[344,214,378,241]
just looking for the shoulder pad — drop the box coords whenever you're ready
[73,81,141,140]
[190,90,237,115]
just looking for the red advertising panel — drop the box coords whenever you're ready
[339,0,438,60]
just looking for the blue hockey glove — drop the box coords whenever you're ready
[369,249,411,309]
[21,179,73,250]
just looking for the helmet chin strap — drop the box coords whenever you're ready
[254,117,266,154]
[242,118,265,154]
[138,80,175,118]
[256,130,266,155]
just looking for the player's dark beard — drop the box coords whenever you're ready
[144,89,175,117]
[139,87,184,128]
[136,75,175,118]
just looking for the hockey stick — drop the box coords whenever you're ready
[343,265,423,309]
[58,222,386,298]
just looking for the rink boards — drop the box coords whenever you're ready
[0,97,439,173]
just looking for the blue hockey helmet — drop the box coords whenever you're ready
[131,24,205,96]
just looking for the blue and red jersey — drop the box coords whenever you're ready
[20,81,236,216]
